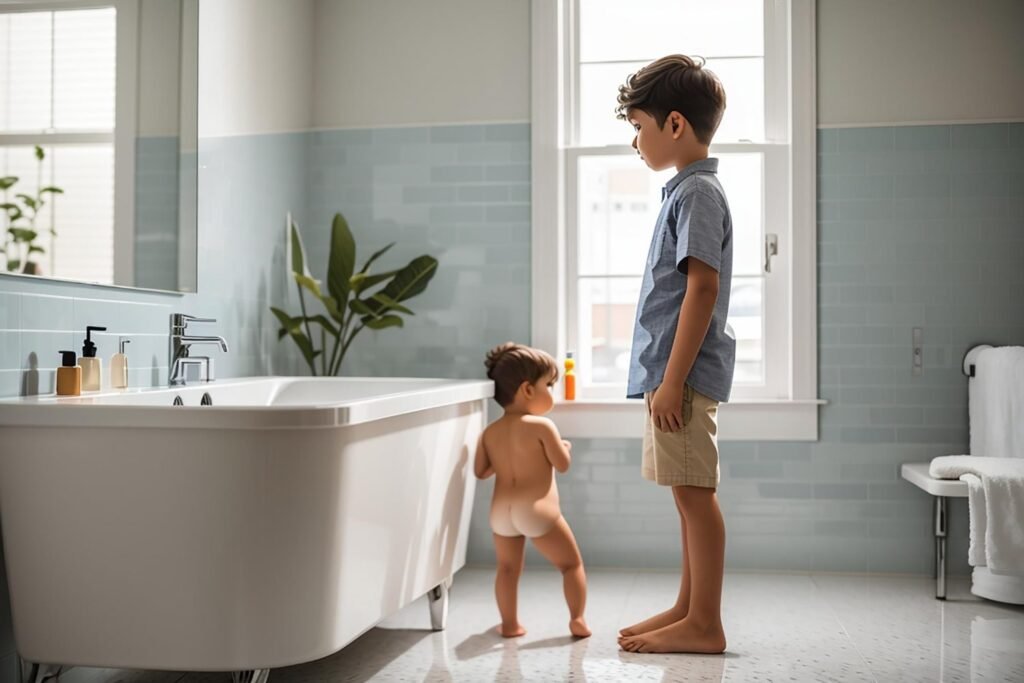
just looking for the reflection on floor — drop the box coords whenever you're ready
[59,567,1024,682]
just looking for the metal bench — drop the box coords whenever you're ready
[900,462,968,599]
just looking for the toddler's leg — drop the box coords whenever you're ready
[493,533,527,637]
[532,517,591,637]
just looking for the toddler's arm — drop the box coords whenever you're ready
[474,434,494,479]
[537,419,572,473]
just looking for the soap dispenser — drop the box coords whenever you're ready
[111,337,130,389]
[56,350,81,396]
[80,325,107,391]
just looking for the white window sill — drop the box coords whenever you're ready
[549,398,827,441]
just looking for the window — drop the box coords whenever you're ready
[0,5,117,284]
[532,0,820,439]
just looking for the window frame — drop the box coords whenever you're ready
[531,0,822,440]
[0,0,137,286]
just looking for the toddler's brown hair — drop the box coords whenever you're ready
[485,342,559,407]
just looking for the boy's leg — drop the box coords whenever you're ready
[618,491,692,637]
[531,517,592,637]
[620,485,726,654]
[493,533,527,637]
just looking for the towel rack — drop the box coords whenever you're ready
[962,344,995,378]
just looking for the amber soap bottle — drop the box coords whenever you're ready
[56,350,81,396]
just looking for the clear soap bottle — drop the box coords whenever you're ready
[111,337,130,389]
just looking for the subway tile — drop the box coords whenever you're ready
[429,124,486,143]
[430,165,484,183]
[19,294,73,331]
[951,123,1008,149]
[893,125,950,150]
[814,483,868,500]
[0,292,19,329]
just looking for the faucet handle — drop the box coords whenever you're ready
[171,313,217,333]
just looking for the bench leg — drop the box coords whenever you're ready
[934,495,948,600]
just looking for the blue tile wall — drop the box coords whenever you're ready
[301,123,531,379]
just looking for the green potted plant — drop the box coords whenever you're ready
[0,146,64,274]
[271,212,439,376]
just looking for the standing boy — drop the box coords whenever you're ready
[615,55,734,655]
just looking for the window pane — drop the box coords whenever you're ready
[577,154,675,276]
[1,12,53,131]
[1,144,114,284]
[580,0,763,62]
[729,277,763,384]
[53,8,116,130]
[579,57,764,145]
[578,277,641,385]
[715,153,762,276]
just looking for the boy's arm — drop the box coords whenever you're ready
[474,434,494,479]
[537,419,572,473]
[650,257,719,433]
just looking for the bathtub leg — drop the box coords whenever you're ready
[935,495,948,600]
[428,581,449,631]
[231,670,270,683]
[17,658,61,683]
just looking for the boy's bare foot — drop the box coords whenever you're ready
[569,617,592,638]
[498,622,526,638]
[618,617,726,654]
[618,605,687,637]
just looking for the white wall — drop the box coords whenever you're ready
[817,0,1024,126]
[311,0,530,128]
[198,0,315,137]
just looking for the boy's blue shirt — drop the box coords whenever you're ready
[626,157,736,403]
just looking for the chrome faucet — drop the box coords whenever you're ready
[169,314,229,386]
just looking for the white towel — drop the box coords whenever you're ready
[931,455,1024,576]
[961,473,987,566]
[970,346,1024,460]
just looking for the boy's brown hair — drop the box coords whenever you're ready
[485,342,559,407]
[615,54,726,145]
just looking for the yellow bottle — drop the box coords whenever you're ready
[56,350,82,396]
[564,352,576,401]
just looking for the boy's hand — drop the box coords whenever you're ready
[651,385,684,433]
[562,439,572,451]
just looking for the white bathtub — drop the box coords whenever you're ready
[0,376,492,677]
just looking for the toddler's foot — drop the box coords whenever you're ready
[619,617,726,654]
[498,622,526,638]
[569,617,592,638]
[618,605,687,637]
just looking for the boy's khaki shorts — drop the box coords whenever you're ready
[642,384,720,488]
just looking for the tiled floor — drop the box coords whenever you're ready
[53,568,1024,682]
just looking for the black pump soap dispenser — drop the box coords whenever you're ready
[80,325,107,391]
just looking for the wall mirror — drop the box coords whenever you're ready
[0,0,198,293]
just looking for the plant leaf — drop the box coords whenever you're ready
[294,272,323,298]
[28,245,45,254]
[270,306,320,369]
[327,213,356,304]
[15,194,37,211]
[370,292,414,315]
[350,269,399,294]
[358,242,395,274]
[34,146,44,161]
[364,314,404,330]
[9,228,37,242]
[0,177,17,191]
[39,186,63,195]
[307,314,339,337]
[348,298,377,317]
[289,217,310,277]
[364,255,438,316]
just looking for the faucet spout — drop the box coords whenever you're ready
[176,335,229,352]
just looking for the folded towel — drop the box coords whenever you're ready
[931,455,1024,576]
[971,347,1024,460]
